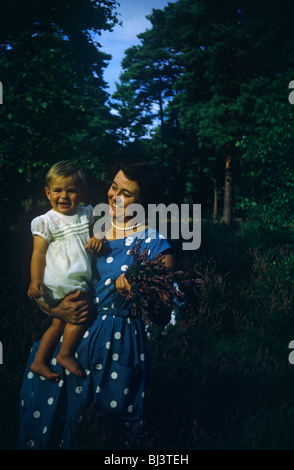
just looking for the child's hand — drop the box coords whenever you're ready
[85,236,103,253]
[28,279,44,300]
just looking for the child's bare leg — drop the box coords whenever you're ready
[30,318,65,381]
[56,323,86,376]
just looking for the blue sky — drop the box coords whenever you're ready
[98,0,176,95]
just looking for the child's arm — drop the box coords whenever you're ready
[85,236,103,253]
[85,215,103,253]
[28,235,49,299]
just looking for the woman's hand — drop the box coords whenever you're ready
[35,290,91,325]
[115,273,131,297]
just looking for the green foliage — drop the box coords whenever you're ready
[112,0,294,226]
[143,222,294,449]
[236,76,294,229]
[1,221,294,449]
[0,0,120,224]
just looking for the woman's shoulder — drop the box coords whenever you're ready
[137,227,172,254]
[139,226,168,241]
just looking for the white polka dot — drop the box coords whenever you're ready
[145,237,151,243]
[43,426,47,434]
[27,440,35,448]
[121,264,128,272]
[96,386,101,393]
[127,318,131,324]
[75,352,79,358]
[106,341,111,349]
[111,371,118,379]
[65,368,70,375]
[105,278,112,286]
[159,234,165,239]
[47,397,54,405]
[75,386,83,394]
[126,249,131,255]
[33,411,40,418]
[148,249,151,255]
[102,314,107,320]
[60,335,63,343]
[58,380,64,387]
[140,353,145,361]
[85,369,91,375]
[125,237,134,246]
[106,256,114,263]
[51,358,57,365]
[21,399,25,407]
[83,330,89,339]
[128,405,134,413]
[110,400,117,408]
[27,371,33,379]
[114,332,121,340]
[95,363,102,370]
[112,353,119,361]
[142,391,145,398]
[77,416,83,423]
[124,388,130,395]
[93,297,100,304]
[40,375,46,381]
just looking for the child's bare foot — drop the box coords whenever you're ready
[30,359,60,382]
[56,353,85,377]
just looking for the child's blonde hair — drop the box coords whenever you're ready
[45,161,86,191]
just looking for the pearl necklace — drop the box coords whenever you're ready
[111,220,143,231]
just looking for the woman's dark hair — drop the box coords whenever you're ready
[112,159,164,209]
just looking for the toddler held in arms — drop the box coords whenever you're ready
[27,161,102,381]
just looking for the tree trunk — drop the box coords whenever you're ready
[213,178,218,222]
[222,154,232,224]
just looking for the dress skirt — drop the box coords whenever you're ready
[18,308,148,450]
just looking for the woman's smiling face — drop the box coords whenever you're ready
[108,170,141,222]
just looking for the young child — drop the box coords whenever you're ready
[27,161,102,381]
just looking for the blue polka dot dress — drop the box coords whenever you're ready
[18,228,171,450]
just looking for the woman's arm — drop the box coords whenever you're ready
[35,290,91,325]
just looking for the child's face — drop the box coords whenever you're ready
[45,176,83,215]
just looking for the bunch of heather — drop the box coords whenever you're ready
[116,240,192,325]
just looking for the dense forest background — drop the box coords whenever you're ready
[0,0,294,450]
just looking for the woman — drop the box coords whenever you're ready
[18,160,174,450]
